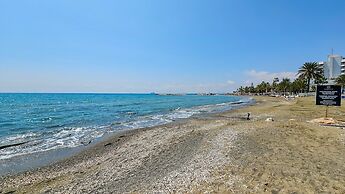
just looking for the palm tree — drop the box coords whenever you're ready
[237,86,244,95]
[314,74,328,85]
[291,78,306,94]
[279,78,291,96]
[255,81,267,94]
[297,62,324,92]
[272,77,279,93]
[335,74,345,93]
[264,82,271,94]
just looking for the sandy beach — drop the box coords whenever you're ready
[1,96,345,193]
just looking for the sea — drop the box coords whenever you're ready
[0,93,250,170]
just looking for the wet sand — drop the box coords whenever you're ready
[1,96,345,193]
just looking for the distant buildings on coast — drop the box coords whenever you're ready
[318,54,345,83]
[153,93,226,96]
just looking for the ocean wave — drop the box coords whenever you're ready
[0,126,107,160]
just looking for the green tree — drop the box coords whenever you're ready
[279,78,291,96]
[244,86,250,94]
[335,74,345,93]
[291,78,306,94]
[272,77,279,93]
[255,81,268,94]
[314,74,328,85]
[264,82,271,94]
[249,83,255,93]
[297,62,323,92]
[237,86,244,94]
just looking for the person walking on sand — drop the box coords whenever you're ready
[247,113,250,120]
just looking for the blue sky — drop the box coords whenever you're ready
[1,0,345,93]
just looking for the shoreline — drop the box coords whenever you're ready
[1,96,345,193]
[0,96,254,177]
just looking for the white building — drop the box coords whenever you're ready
[341,58,345,75]
[319,54,345,83]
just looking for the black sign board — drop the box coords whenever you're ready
[316,85,341,106]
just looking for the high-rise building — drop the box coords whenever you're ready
[323,55,342,79]
[318,54,345,83]
[341,58,345,75]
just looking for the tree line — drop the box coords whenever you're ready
[236,62,345,95]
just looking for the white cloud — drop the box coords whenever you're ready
[244,69,297,85]
[227,80,235,85]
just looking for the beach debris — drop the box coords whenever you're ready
[3,190,16,194]
[265,117,274,122]
[104,143,112,147]
[81,140,92,146]
[320,124,345,128]
[126,112,137,115]
[0,141,28,150]
[309,118,337,125]
[247,113,251,120]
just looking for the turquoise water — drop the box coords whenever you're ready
[0,93,248,160]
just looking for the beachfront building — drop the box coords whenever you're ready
[319,54,345,84]
[341,58,345,75]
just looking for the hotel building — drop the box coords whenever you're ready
[318,55,345,83]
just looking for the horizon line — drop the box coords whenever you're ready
[0,92,231,94]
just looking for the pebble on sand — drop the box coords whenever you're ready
[265,118,274,122]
